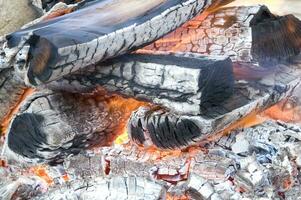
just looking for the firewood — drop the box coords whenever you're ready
[49,52,235,115]
[2,0,218,86]
[127,63,301,149]
[3,89,146,164]
[142,5,301,66]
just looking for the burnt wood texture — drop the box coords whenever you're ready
[4,0,215,86]
[127,64,301,149]
[4,89,145,164]
[49,52,235,115]
[142,6,301,66]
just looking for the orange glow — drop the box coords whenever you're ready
[114,130,129,145]
[106,95,149,144]
[263,99,301,123]
[167,194,189,200]
[29,165,54,185]
[207,111,267,141]
[62,174,70,182]
[0,88,35,135]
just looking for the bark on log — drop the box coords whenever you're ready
[141,5,301,66]
[49,52,235,115]
[3,89,146,164]
[127,63,301,149]
[3,0,218,86]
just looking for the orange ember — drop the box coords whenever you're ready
[29,165,54,185]
[0,88,35,135]
[207,111,267,141]
[167,194,189,200]
[106,95,149,144]
[263,98,301,123]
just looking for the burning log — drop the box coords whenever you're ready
[127,63,301,149]
[142,5,301,66]
[49,52,235,115]
[3,0,219,86]
[3,89,147,164]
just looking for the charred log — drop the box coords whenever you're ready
[49,53,235,115]
[0,68,27,126]
[128,63,301,149]
[3,0,218,86]
[142,5,301,66]
[3,89,146,164]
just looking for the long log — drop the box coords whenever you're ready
[49,52,235,115]
[2,0,220,86]
[3,89,146,164]
[127,62,301,149]
[141,5,301,66]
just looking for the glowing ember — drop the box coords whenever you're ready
[114,130,129,145]
[263,98,301,123]
[106,95,149,144]
[207,111,267,141]
[0,88,35,135]
[29,166,54,185]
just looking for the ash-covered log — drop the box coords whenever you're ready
[142,5,301,66]
[3,0,219,86]
[49,52,235,115]
[128,63,301,149]
[3,89,146,164]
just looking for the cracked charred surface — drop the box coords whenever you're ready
[3,0,218,86]
[0,68,27,125]
[49,52,235,115]
[4,120,301,199]
[3,89,147,164]
[127,61,301,149]
[142,5,301,66]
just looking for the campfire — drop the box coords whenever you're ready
[1,0,301,199]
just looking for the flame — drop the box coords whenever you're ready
[105,94,149,144]
[0,88,35,136]
[114,130,129,145]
